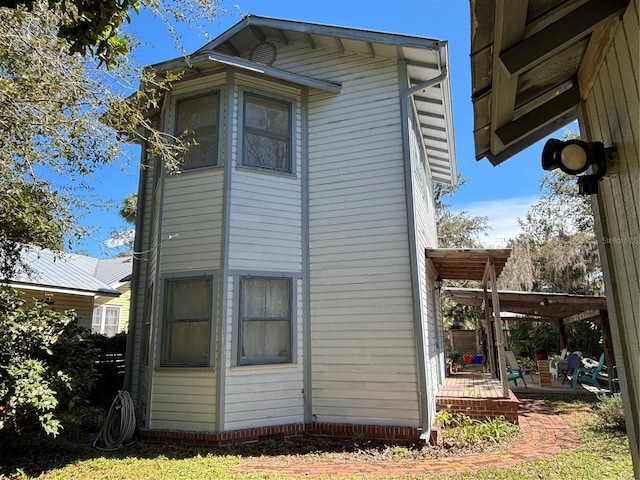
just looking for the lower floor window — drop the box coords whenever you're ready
[162,276,212,366]
[92,305,120,337]
[239,277,292,365]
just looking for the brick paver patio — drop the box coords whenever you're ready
[232,399,578,478]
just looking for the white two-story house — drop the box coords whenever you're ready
[125,15,457,443]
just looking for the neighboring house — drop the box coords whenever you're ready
[469,0,638,473]
[4,247,132,336]
[125,16,457,441]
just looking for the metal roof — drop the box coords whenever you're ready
[151,15,457,185]
[470,0,630,165]
[6,247,128,296]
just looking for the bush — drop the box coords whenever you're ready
[435,409,520,448]
[595,394,626,432]
[0,287,98,439]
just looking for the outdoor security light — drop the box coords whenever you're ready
[541,139,615,195]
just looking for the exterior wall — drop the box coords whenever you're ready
[131,39,440,434]
[94,282,131,333]
[408,104,443,430]
[579,0,639,468]
[144,74,227,432]
[222,73,305,430]
[300,47,420,426]
[16,288,94,329]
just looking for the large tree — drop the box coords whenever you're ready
[0,0,220,278]
[435,177,489,330]
[500,169,602,295]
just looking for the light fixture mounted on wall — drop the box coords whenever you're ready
[435,276,443,291]
[541,138,616,195]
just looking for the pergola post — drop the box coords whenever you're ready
[484,256,509,398]
[558,319,568,352]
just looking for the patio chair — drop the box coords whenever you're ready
[572,353,606,390]
[504,351,527,388]
[560,353,581,385]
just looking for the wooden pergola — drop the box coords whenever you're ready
[444,287,614,389]
[427,248,613,397]
[426,248,512,397]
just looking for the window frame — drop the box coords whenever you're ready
[160,273,216,368]
[173,90,221,171]
[239,90,295,175]
[236,274,296,367]
[91,305,121,337]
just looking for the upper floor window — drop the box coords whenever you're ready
[92,305,120,337]
[242,93,291,173]
[239,276,292,365]
[162,276,213,366]
[175,92,219,170]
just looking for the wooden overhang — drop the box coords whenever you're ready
[427,248,513,397]
[444,288,607,322]
[470,0,630,164]
[426,248,511,281]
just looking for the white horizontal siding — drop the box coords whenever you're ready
[160,170,224,273]
[299,45,420,426]
[223,277,305,430]
[227,76,303,272]
[149,369,216,431]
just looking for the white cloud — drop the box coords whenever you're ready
[453,196,538,247]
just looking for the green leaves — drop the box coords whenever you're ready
[0,287,98,439]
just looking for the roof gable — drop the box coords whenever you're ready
[150,15,457,185]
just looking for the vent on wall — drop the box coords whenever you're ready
[249,42,277,66]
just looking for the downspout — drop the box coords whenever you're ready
[123,140,148,395]
[398,56,448,438]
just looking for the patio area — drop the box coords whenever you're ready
[435,365,613,428]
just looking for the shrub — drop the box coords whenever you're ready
[595,394,626,432]
[0,287,98,439]
[435,409,520,448]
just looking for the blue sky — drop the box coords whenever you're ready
[77,0,575,257]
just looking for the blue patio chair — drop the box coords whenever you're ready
[560,353,581,385]
[505,351,527,388]
[572,353,606,390]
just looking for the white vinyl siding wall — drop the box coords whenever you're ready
[145,74,227,432]
[223,277,305,430]
[288,46,420,426]
[222,74,305,430]
[580,0,639,462]
[150,369,217,430]
[408,107,442,427]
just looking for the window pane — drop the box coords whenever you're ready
[166,321,209,365]
[244,133,289,171]
[265,280,290,318]
[176,93,218,170]
[241,320,290,364]
[168,278,210,321]
[245,96,290,135]
[104,307,120,337]
[242,278,266,318]
[91,307,102,333]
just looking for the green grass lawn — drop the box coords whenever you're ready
[1,394,634,480]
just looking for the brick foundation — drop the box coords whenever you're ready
[435,390,520,425]
[139,422,422,446]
